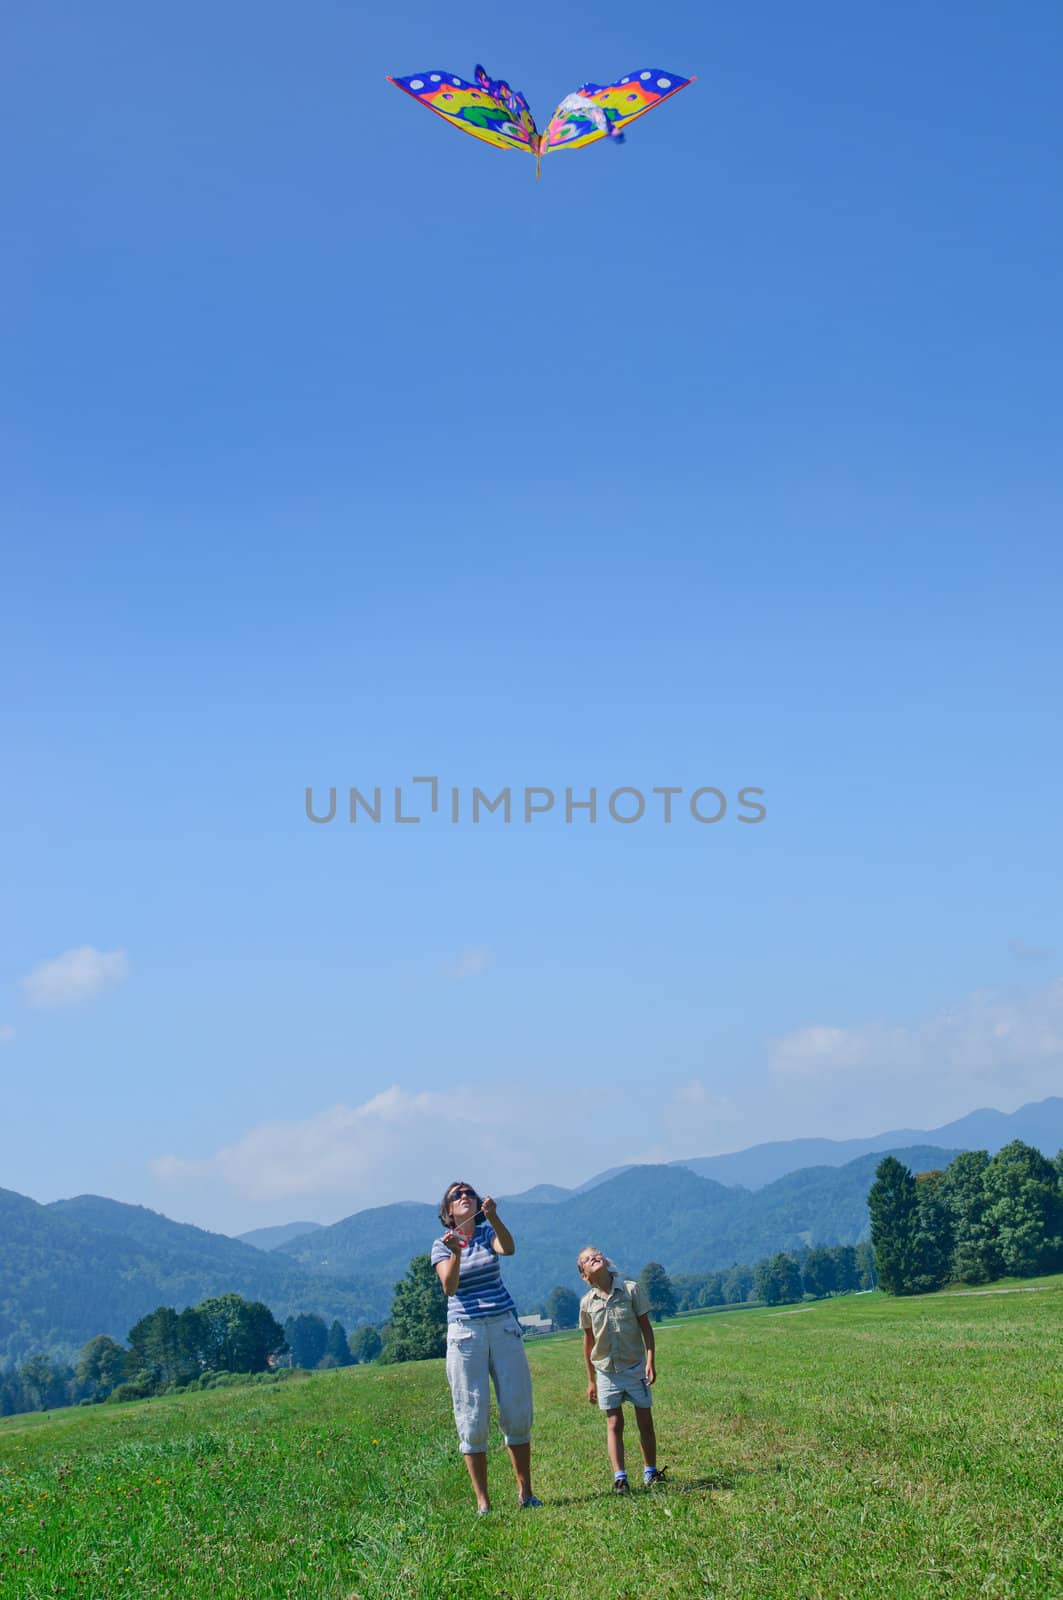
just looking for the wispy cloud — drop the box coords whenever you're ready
[629,1081,744,1164]
[151,1080,606,1211]
[0,1024,14,1045]
[20,946,130,1009]
[770,978,1063,1104]
[153,1087,447,1200]
[443,946,493,980]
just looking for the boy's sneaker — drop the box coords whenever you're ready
[612,1474,630,1495]
[644,1467,668,1488]
[518,1494,543,1510]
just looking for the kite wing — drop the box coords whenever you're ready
[542,68,694,155]
[387,70,536,155]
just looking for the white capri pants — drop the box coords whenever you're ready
[445,1311,534,1455]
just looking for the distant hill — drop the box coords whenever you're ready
[498,1184,573,1205]
[0,1191,387,1370]
[596,1095,1063,1193]
[3,1111,1038,1370]
[277,1143,961,1309]
[237,1221,324,1251]
[244,1099,1063,1240]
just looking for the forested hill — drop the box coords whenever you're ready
[0,1189,381,1369]
[1,1144,960,1368]
[276,1144,962,1309]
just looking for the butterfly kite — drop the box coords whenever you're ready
[387,64,695,180]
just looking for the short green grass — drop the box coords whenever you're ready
[2,1281,1062,1599]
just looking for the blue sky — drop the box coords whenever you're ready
[2,1,1061,1233]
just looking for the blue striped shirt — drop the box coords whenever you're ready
[430,1223,517,1322]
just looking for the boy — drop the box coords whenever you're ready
[577,1246,666,1494]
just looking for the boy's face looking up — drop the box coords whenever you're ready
[578,1247,613,1290]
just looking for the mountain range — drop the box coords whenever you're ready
[505,1095,1063,1198]
[0,1189,376,1371]
[270,1144,961,1313]
[3,1097,1059,1371]
[236,1096,1063,1244]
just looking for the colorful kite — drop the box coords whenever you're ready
[387,65,695,180]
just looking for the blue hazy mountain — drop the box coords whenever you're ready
[237,1221,324,1251]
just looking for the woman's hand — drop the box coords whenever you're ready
[442,1230,464,1255]
[481,1194,498,1221]
[587,1379,598,1406]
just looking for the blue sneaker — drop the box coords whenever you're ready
[518,1494,543,1509]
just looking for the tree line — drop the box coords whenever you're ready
[0,1295,387,1419]
[869,1140,1063,1295]
[6,1142,1056,1413]
[375,1242,879,1365]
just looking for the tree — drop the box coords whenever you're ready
[910,1171,952,1294]
[544,1286,580,1330]
[76,1335,128,1399]
[830,1245,860,1294]
[854,1240,877,1290]
[983,1141,1063,1278]
[127,1307,201,1390]
[19,1354,67,1411]
[380,1255,448,1364]
[940,1150,997,1283]
[801,1247,837,1300]
[868,1156,920,1295]
[755,1253,803,1306]
[698,1273,725,1307]
[349,1325,382,1364]
[638,1262,676,1323]
[284,1313,329,1369]
[325,1319,353,1367]
[196,1295,285,1374]
[723,1264,754,1303]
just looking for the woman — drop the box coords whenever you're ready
[431,1181,541,1514]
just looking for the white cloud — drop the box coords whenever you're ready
[0,1024,14,1045]
[770,978,1063,1104]
[444,947,493,980]
[151,1083,581,1207]
[20,946,130,1009]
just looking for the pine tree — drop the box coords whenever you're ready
[284,1313,328,1369]
[910,1171,952,1293]
[380,1255,448,1363]
[830,1245,860,1294]
[325,1320,352,1367]
[868,1156,919,1295]
[854,1240,877,1290]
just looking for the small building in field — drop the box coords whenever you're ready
[518,1314,554,1336]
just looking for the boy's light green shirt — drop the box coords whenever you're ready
[579,1275,650,1373]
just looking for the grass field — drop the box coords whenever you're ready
[2,1282,1062,1599]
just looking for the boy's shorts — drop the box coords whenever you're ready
[596,1360,652,1411]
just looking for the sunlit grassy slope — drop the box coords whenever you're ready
[2,1281,1062,1599]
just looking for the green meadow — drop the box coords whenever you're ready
[2,1282,1062,1600]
